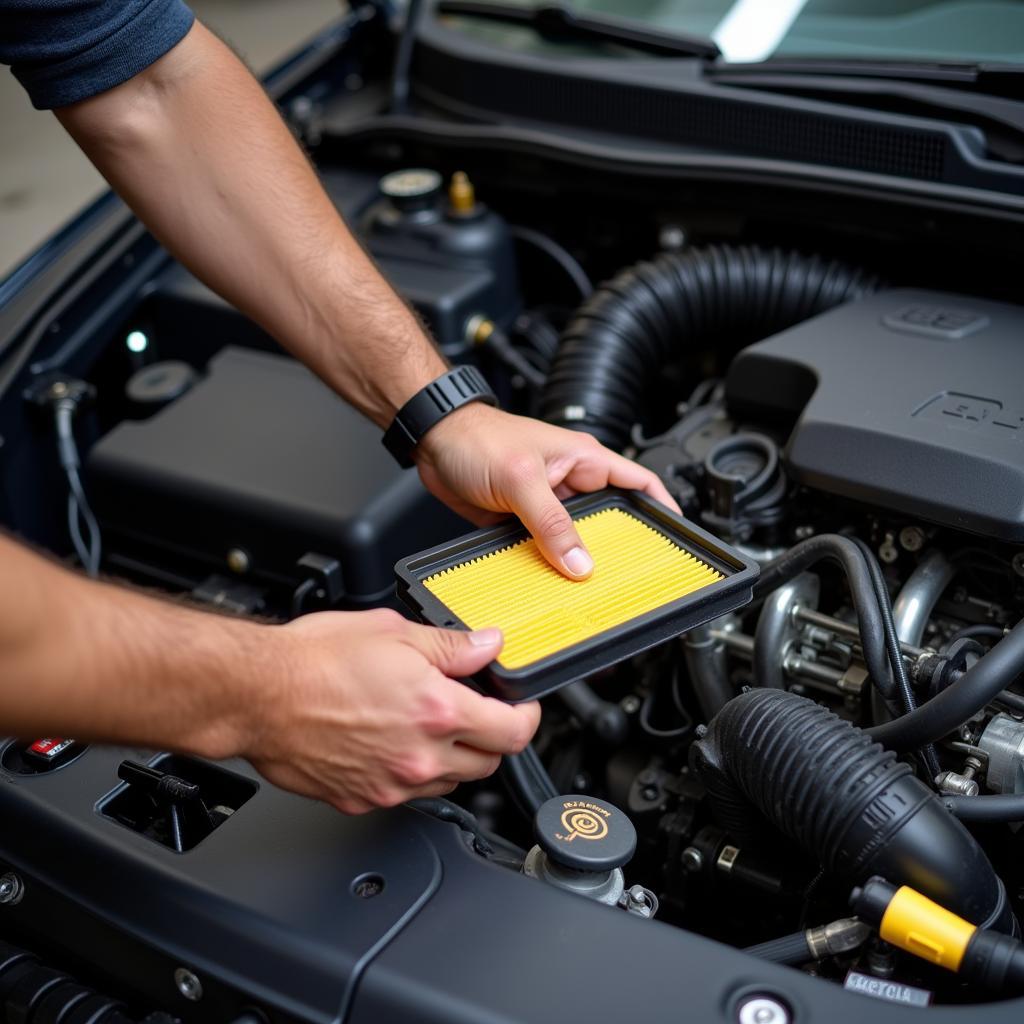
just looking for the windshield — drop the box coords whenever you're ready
[440,0,1024,66]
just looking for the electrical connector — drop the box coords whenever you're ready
[851,876,1024,993]
[24,373,102,577]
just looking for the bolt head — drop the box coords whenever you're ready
[226,548,250,574]
[353,874,385,899]
[879,536,899,564]
[899,526,925,552]
[0,873,23,905]
[681,847,704,873]
[173,968,202,1002]
[738,996,790,1024]
[1013,552,1024,578]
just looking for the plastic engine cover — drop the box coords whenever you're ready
[725,288,1024,541]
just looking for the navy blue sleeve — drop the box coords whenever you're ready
[1,0,195,110]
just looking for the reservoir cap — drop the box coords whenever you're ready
[535,795,636,873]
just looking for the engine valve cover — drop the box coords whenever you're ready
[726,288,1024,541]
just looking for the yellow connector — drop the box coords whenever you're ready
[879,885,976,970]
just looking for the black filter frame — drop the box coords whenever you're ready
[395,488,759,702]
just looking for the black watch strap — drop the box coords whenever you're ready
[382,366,498,468]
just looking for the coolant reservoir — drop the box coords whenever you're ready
[361,168,520,355]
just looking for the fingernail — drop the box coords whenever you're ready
[563,546,594,578]
[469,628,503,647]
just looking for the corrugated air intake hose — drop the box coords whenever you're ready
[540,244,880,449]
[692,688,1015,934]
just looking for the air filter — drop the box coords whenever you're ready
[395,489,758,702]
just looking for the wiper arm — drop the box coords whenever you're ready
[717,58,1024,100]
[435,0,720,60]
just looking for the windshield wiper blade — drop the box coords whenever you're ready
[435,1,720,60]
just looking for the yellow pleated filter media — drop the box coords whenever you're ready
[423,508,723,670]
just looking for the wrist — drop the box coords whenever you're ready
[415,400,502,465]
[314,312,447,429]
[384,366,498,468]
[95,586,277,762]
[182,614,284,762]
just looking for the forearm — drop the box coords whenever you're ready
[54,21,445,427]
[0,534,264,757]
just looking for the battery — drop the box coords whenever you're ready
[395,489,759,702]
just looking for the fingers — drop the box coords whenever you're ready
[561,445,680,515]
[507,456,594,578]
[605,453,681,514]
[441,742,503,782]
[447,689,542,754]
[397,622,540,752]
[405,780,460,800]
[401,620,504,677]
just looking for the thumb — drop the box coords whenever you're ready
[405,623,504,677]
[512,468,593,580]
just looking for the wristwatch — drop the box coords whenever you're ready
[382,366,498,468]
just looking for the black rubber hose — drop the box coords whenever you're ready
[501,743,559,817]
[944,794,1024,823]
[558,681,629,745]
[851,538,941,780]
[406,797,495,855]
[744,932,813,966]
[540,245,880,449]
[482,326,546,389]
[944,624,1005,649]
[692,688,1014,932]
[997,690,1024,715]
[510,225,593,301]
[868,619,1024,752]
[753,535,894,700]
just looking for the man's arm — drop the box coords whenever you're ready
[54,20,440,428]
[53,21,678,579]
[1,534,538,814]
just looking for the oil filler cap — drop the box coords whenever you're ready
[535,795,636,873]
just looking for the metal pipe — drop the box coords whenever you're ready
[892,550,957,647]
[713,629,754,656]
[753,574,819,690]
[682,625,733,719]
[783,653,845,686]
[795,606,926,659]
[715,629,846,694]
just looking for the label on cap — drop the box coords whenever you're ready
[844,971,931,1007]
[26,738,75,760]
[554,800,611,843]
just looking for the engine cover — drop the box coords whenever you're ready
[726,288,1024,540]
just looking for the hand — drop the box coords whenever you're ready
[414,404,681,579]
[241,609,540,814]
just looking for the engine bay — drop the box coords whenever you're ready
[4,11,1024,1021]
